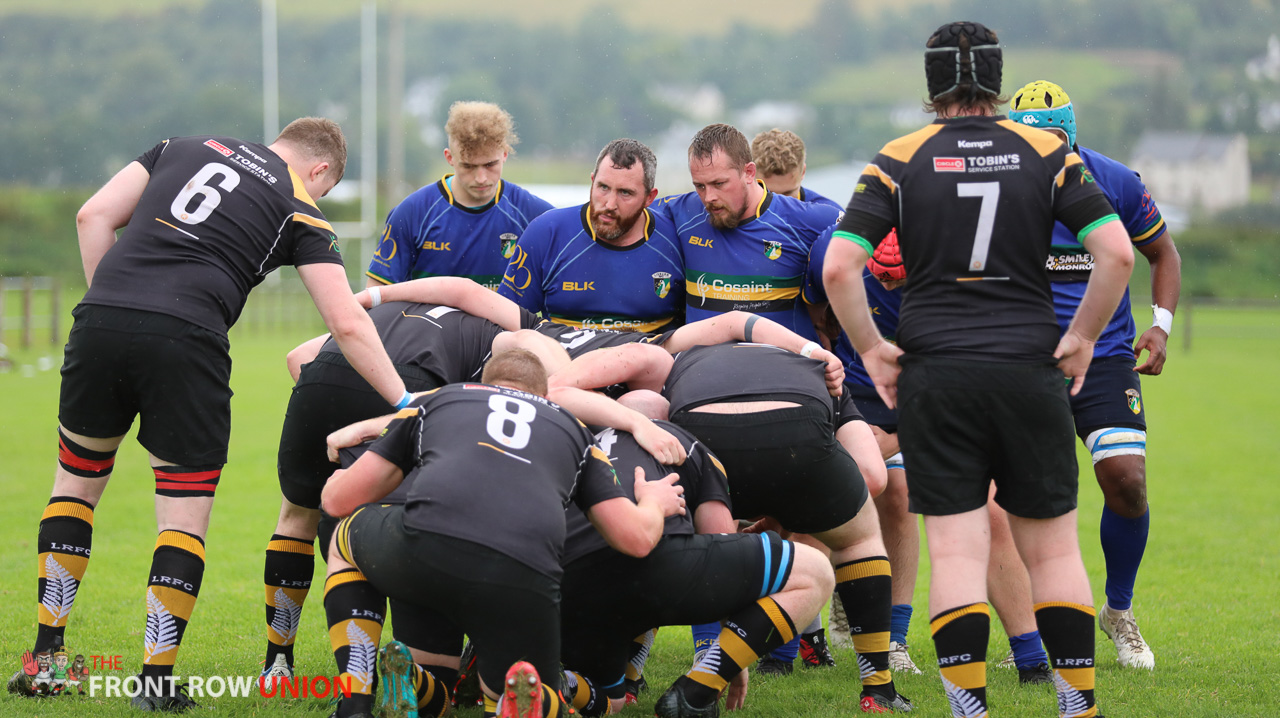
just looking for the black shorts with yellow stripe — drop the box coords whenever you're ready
[559,531,792,695]
[333,504,562,695]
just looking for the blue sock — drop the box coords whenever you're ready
[1009,630,1048,670]
[1100,505,1150,611]
[768,635,800,662]
[890,603,913,645]
[692,622,720,655]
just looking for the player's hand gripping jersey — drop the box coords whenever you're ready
[834,116,1118,362]
[82,136,344,334]
[366,384,624,578]
[499,204,685,332]
[366,177,553,289]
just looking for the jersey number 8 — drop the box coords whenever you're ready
[486,394,537,450]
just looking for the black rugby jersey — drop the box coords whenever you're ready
[834,115,1117,362]
[533,321,675,360]
[316,301,540,384]
[662,342,862,425]
[83,136,343,334]
[369,383,624,579]
[562,421,730,565]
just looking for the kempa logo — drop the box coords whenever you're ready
[957,140,993,149]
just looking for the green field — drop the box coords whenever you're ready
[1,305,1278,716]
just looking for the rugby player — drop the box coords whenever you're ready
[658,123,840,340]
[499,139,684,332]
[320,350,686,718]
[9,119,412,711]
[366,101,553,290]
[550,342,912,713]
[1010,79,1181,670]
[751,128,842,208]
[823,21,1134,718]
[260,276,542,682]
[557,418,834,718]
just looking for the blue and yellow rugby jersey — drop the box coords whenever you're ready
[1048,146,1167,360]
[799,186,842,209]
[658,184,839,340]
[804,226,901,387]
[498,203,684,332]
[366,175,553,289]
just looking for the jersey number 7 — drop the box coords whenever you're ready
[956,182,999,271]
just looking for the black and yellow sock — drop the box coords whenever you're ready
[931,603,989,718]
[264,533,315,670]
[35,497,95,653]
[835,556,895,696]
[1035,602,1098,718]
[324,568,385,716]
[142,530,206,680]
[412,663,452,718]
[625,628,657,682]
[563,669,604,716]
[681,596,796,707]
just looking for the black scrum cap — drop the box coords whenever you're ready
[924,21,1002,100]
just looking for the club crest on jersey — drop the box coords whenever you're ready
[1125,388,1142,415]
[652,272,672,299]
[764,241,782,261]
[500,233,518,259]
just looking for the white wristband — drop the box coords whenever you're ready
[1151,305,1173,335]
[800,341,820,358]
[368,286,382,308]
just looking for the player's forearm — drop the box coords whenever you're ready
[615,501,665,558]
[76,223,118,288]
[548,386,645,432]
[1144,233,1182,316]
[549,344,671,394]
[824,267,882,355]
[287,334,330,382]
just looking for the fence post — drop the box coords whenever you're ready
[0,280,6,349]
[21,276,33,349]
[51,278,61,346]
[1182,298,1192,353]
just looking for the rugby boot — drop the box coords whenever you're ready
[498,661,542,718]
[1099,604,1155,669]
[377,641,418,718]
[452,640,483,708]
[887,641,922,675]
[859,687,914,713]
[653,679,719,718]
[131,677,199,713]
[798,630,836,668]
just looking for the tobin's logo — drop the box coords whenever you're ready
[652,272,672,299]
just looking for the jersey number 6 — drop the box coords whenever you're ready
[171,163,242,225]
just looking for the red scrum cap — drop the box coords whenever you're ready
[866,229,905,282]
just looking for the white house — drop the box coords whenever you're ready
[1129,132,1251,214]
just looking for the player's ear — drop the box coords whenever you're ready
[443,147,454,166]
[645,187,659,205]
[743,161,757,182]
[310,161,331,183]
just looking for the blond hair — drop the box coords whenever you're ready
[751,129,806,177]
[445,101,518,158]
[481,349,548,396]
[274,117,347,182]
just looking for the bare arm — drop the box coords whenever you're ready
[694,500,736,535]
[76,161,150,287]
[548,343,673,394]
[836,420,888,499]
[355,276,527,331]
[547,386,686,465]
[326,413,399,463]
[287,334,330,382]
[823,238,903,408]
[320,451,404,518]
[662,311,844,394]
[1055,219,1136,394]
[1133,230,1181,375]
[585,467,684,558]
[298,262,407,406]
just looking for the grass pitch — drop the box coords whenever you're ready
[1,305,1277,716]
